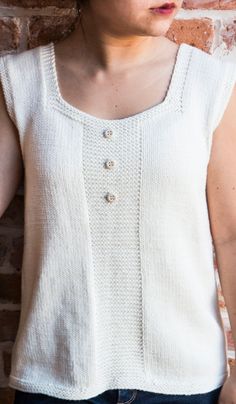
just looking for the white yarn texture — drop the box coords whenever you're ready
[0,41,235,401]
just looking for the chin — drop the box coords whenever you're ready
[138,27,170,37]
[136,20,173,37]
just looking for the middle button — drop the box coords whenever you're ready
[104,159,115,169]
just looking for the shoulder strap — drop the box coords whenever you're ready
[187,46,236,157]
[207,56,236,156]
[0,46,43,139]
[208,57,236,134]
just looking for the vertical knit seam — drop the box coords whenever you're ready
[138,122,146,376]
[81,121,98,392]
[38,44,50,115]
[179,47,194,113]
[81,121,90,392]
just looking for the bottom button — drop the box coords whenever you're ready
[105,192,117,203]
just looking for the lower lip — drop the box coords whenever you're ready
[150,7,176,15]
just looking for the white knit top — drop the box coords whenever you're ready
[0,41,236,401]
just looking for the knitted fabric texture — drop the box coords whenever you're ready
[0,42,235,401]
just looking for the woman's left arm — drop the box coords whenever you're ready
[206,82,236,402]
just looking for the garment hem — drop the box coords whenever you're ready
[8,372,228,401]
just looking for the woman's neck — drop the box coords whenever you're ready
[61,8,170,73]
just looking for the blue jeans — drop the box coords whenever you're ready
[14,386,223,403]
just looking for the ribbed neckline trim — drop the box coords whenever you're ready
[40,40,191,124]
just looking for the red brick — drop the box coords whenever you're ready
[0,0,75,7]
[167,18,214,53]
[0,387,15,404]
[226,329,236,350]
[229,358,236,377]
[9,235,23,271]
[3,348,12,377]
[0,273,21,303]
[221,21,236,50]
[0,195,24,227]
[220,0,236,8]
[183,0,220,8]
[28,14,77,48]
[183,0,236,7]
[0,235,8,267]
[0,310,20,342]
[0,18,20,51]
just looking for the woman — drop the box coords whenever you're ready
[0,0,236,403]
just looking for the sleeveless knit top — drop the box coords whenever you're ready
[0,41,236,401]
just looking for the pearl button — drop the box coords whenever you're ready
[105,192,117,203]
[103,129,113,139]
[104,159,115,169]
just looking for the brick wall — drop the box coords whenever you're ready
[0,1,236,403]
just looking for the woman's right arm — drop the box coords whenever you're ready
[0,79,24,219]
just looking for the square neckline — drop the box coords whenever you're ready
[41,40,192,125]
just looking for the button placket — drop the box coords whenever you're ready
[103,129,117,203]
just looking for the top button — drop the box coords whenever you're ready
[103,129,113,139]
[105,192,117,203]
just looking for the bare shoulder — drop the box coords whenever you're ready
[206,78,236,246]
